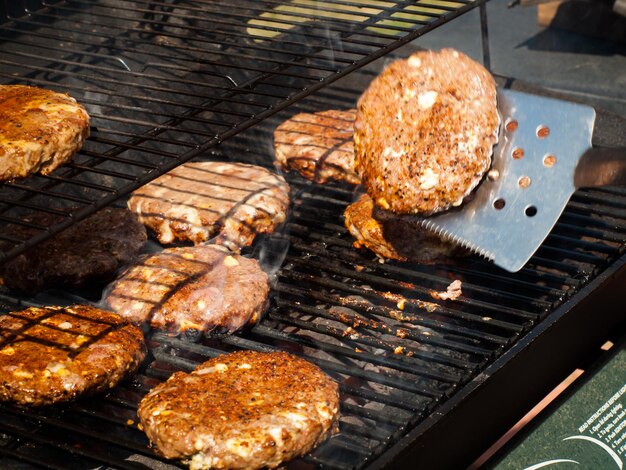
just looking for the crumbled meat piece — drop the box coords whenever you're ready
[429,280,463,301]
[344,193,465,263]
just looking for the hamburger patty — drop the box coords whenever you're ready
[0,85,90,182]
[354,48,499,215]
[344,194,465,263]
[105,245,269,334]
[0,305,146,406]
[0,207,147,293]
[138,350,340,469]
[128,161,290,251]
[273,109,360,184]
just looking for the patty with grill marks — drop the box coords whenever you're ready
[354,49,499,215]
[273,109,360,184]
[0,207,147,293]
[138,350,340,470]
[105,245,269,334]
[0,85,90,182]
[0,305,146,406]
[128,161,290,251]
[344,193,465,263]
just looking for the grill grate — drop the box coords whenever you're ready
[0,0,482,263]
[0,1,624,469]
[0,63,624,468]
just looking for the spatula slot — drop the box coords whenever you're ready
[543,154,557,167]
[493,198,506,210]
[536,125,550,139]
[487,169,500,181]
[525,206,538,217]
[505,119,519,132]
[518,176,531,188]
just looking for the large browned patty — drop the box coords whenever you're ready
[128,161,290,251]
[0,207,147,293]
[138,350,340,470]
[0,85,90,182]
[273,109,360,184]
[344,193,464,263]
[0,305,146,406]
[354,48,499,215]
[105,245,269,334]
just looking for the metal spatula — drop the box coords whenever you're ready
[418,89,626,272]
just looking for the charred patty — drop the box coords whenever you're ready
[105,245,269,334]
[138,350,340,470]
[344,193,465,263]
[0,305,146,406]
[0,85,90,182]
[128,161,290,251]
[273,109,360,185]
[0,207,147,293]
[354,48,499,215]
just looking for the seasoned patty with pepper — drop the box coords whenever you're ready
[0,207,146,293]
[138,350,340,470]
[0,305,146,406]
[273,109,360,184]
[354,49,499,215]
[105,245,269,334]
[0,85,90,182]
[344,194,465,263]
[128,161,290,251]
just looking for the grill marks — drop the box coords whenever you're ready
[0,309,115,356]
[128,161,290,251]
[0,305,146,406]
[273,109,360,185]
[105,245,270,334]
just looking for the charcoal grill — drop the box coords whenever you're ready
[0,1,624,469]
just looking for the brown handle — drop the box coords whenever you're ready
[574,147,626,189]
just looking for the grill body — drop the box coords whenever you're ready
[0,1,624,469]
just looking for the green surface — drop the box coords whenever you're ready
[245,0,465,39]
[493,343,626,469]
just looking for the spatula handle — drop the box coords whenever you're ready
[574,147,626,189]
